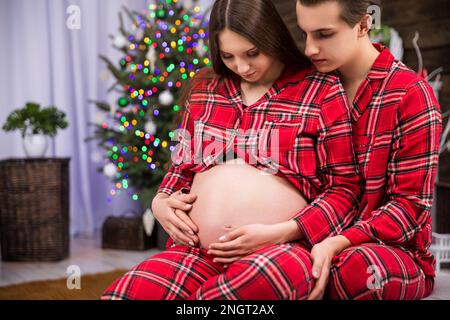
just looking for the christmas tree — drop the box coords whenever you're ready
[87,0,211,209]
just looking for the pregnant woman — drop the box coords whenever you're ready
[102,0,361,300]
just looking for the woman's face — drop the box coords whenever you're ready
[217,28,280,84]
[296,1,361,73]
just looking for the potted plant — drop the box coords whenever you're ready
[2,102,69,157]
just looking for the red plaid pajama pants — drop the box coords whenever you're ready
[101,239,315,300]
[101,239,433,300]
[326,243,434,300]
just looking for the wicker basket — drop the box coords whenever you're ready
[102,211,156,250]
[0,158,70,261]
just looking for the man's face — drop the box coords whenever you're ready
[296,1,360,73]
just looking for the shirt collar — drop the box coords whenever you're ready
[366,43,395,80]
[216,66,307,104]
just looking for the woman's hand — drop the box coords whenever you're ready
[151,190,199,247]
[207,224,283,264]
[307,235,351,300]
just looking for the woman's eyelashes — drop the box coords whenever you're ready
[247,50,260,57]
[300,30,307,40]
[221,51,260,60]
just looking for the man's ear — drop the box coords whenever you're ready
[358,14,373,37]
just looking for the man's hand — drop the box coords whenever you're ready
[308,235,351,300]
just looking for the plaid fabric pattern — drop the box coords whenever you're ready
[325,44,442,300]
[337,44,442,279]
[101,239,314,300]
[327,243,434,300]
[158,66,361,246]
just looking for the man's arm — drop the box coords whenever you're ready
[341,80,442,246]
[292,79,362,246]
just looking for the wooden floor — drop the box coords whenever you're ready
[0,233,161,287]
[1,234,450,299]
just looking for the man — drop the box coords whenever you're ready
[295,0,442,299]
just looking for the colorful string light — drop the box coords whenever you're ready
[102,0,211,202]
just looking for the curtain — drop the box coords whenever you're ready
[0,0,212,236]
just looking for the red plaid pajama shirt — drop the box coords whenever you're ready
[326,44,442,300]
[102,66,361,300]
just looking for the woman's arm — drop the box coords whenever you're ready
[290,78,362,246]
[152,99,201,246]
[157,100,196,196]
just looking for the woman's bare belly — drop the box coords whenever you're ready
[188,158,307,248]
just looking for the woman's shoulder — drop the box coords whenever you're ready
[277,66,339,94]
[183,68,233,110]
[303,66,341,87]
[189,68,220,91]
[289,67,344,104]
[183,68,222,105]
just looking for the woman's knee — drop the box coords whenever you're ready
[239,244,315,299]
[101,257,182,300]
[102,246,216,300]
[197,243,315,300]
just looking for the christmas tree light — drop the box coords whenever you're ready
[87,0,211,207]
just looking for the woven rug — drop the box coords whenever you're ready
[0,269,127,300]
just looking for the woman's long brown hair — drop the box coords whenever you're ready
[177,0,311,111]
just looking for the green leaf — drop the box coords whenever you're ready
[2,102,68,137]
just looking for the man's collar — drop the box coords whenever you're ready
[366,43,395,80]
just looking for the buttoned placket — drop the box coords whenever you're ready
[347,44,392,125]
[350,79,373,124]
[221,72,291,162]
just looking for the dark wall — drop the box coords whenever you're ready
[273,0,450,181]
[381,0,450,109]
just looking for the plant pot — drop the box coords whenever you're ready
[23,134,49,158]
